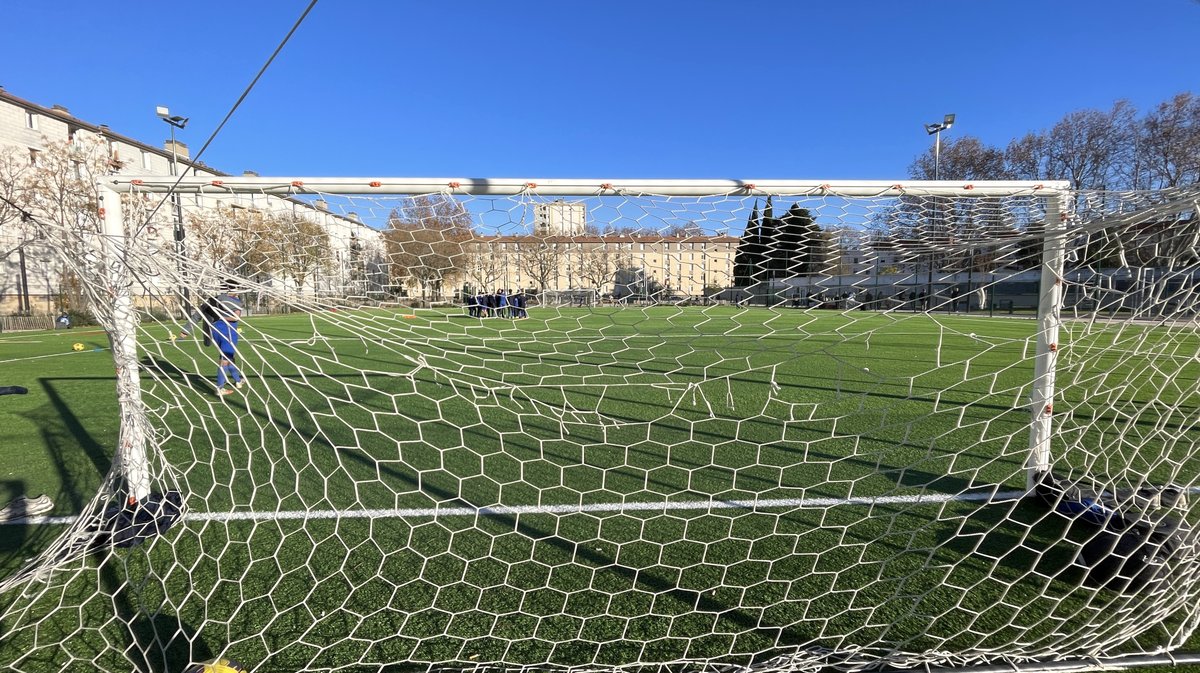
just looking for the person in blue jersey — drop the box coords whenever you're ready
[211,306,245,396]
[497,289,510,319]
[515,291,528,318]
[181,286,243,347]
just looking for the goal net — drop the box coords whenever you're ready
[1,176,1199,673]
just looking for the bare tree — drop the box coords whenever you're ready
[909,135,1009,181]
[268,212,333,294]
[384,194,473,299]
[0,146,33,259]
[1003,102,1136,189]
[1004,132,1054,182]
[20,136,115,313]
[662,221,705,237]
[24,137,107,236]
[463,236,505,293]
[576,241,616,292]
[186,206,277,282]
[1138,92,1200,189]
[514,235,562,293]
[1047,102,1136,190]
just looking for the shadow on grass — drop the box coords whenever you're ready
[213,391,790,648]
[0,374,219,671]
[141,354,215,395]
[939,497,1086,587]
[0,479,36,578]
[125,597,215,673]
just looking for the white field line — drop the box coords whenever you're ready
[6,489,1026,526]
[0,349,108,365]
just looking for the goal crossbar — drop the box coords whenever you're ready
[110,176,1070,197]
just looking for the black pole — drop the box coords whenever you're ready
[17,246,30,316]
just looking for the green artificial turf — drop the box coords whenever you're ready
[0,307,1197,672]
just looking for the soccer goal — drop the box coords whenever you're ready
[541,288,600,308]
[2,177,1199,673]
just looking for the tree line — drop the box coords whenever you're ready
[909,92,1199,189]
[731,92,1200,285]
[383,195,710,299]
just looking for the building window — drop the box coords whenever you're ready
[28,148,40,166]
[142,151,153,170]
[25,111,37,130]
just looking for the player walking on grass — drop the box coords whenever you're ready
[181,287,243,347]
[211,307,245,396]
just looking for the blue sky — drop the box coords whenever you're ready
[0,1,1196,181]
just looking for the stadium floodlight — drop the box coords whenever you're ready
[156,105,188,130]
[924,113,956,180]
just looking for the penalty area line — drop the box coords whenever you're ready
[6,489,1026,526]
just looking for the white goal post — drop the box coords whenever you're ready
[6,175,1200,673]
[105,176,1071,495]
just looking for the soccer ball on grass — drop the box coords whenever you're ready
[71,343,85,352]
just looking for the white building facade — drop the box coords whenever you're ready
[0,88,381,315]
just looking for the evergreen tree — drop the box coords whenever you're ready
[759,195,786,278]
[733,200,768,286]
[778,203,815,277]
[807,217,829,274]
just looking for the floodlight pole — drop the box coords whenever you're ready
[925,114,955,181]
[157,107,189,314]
[931,128,940,179]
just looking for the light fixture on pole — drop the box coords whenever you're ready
[155,106,189,177]
[157,105,190,312]
[924,113,955,180]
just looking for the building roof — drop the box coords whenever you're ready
[0,87,221,176]
[0,87,381,233]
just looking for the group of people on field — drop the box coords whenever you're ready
[179,286,247,396]
[466,289,528,319]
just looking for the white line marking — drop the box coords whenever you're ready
[0,350,108,365]
[4,490,1025,526]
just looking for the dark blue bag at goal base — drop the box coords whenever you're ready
[97,491,185,549]
[1034,471,1192,592]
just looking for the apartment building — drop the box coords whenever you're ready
[0,88,378,314]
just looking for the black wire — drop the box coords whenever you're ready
[142,0,321,226]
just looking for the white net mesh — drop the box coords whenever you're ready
[1,177,1199,673]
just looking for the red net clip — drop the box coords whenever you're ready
[600,183,613,190]
[448,181,461,189]
[211,180,224,187]
[1044,404,1053,415]
[97,208,106,218]
[745,183,757,191]
[1049,343,1058,352]
[1033,184,1044,190]
[291,180,304,187]
[369,181,382,188]
[963,184,975,190]
[525,182,538,189]
[130,179,144,186]
[891,184,904,191]
[818,183,831,191]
